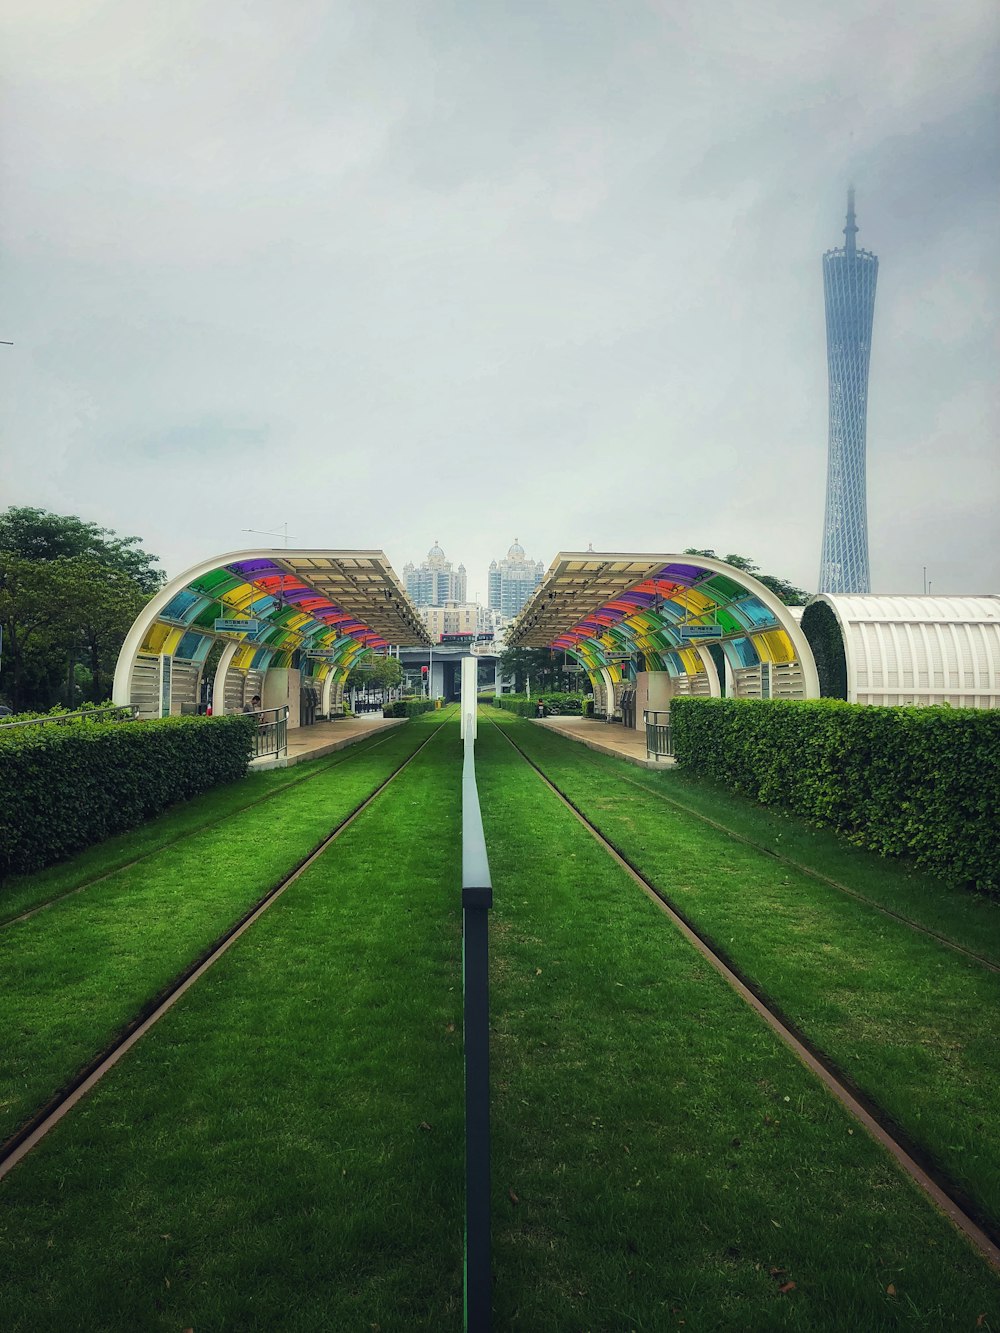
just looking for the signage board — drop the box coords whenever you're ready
[214,618,262,636]
[677,625,724,640]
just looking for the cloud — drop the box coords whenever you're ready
[1,0,997,600]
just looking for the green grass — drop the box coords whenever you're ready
[531,709,1000,965]
[0,714,448,1145]
[0,722,409,925]
[476,719,1000,1330]
[487,711,1000,1236]
[0,719,465,1332]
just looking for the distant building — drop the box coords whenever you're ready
[488,539,544,620]
[403,543,467,608]
[819,188,878,594]
[420,602,498,641]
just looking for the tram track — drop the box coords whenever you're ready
[492,717,1000,1273]
[0,720,410,930]
[0,711,455,1181]
[612,769,1000,975]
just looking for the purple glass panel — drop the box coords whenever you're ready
[657,563,702,581]
[227,559,285,578]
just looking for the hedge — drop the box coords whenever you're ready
[382,698,436,718]
[671,697,1000,892]
[0,714,257,880]
[493,692,588,718]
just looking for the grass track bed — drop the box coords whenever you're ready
[476,721,1000,1328]
[0,720,464,1332]
[0,725,406,926]
[0,715,446,1145]
[489,711,1000,1240]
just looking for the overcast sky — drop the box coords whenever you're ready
[2,0,997,600]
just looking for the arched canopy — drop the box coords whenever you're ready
[803,594,1000,707]
[507,552,819,700]
[114,549,430,716]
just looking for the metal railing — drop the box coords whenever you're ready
[462,715,493,1332]
[0,704,139,729]
[249,706,289,761]
[644,709,673,760]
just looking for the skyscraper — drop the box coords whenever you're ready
[488,539,544,620]
[818,189,878,594]
[403,543,467,607]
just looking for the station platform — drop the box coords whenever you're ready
[253,714,407,770]
[531,714,674,770]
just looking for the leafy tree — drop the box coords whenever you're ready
[0,509,164,710]
[345,652,403,695]
[683,550,809,605]
[497,645,573,693]
[0,557,81,709]
[0,507,164,593]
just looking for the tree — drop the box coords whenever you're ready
[0,509,165,710]
[0,507,164,593]
[345,652,403,695]
[683,550,809,605]
[497,645,572,694]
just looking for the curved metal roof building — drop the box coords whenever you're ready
[113,550,430,720]
[802,594,1000,708]
[508,552,819,709]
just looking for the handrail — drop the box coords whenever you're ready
[462,719,492,1333]
[644,708,673,761]
[0,704,139,730]
[248,706,289,761]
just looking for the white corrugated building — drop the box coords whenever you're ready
[802,594,1000,708]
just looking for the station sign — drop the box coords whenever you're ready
[677,625,724,640]
[215,619,262,636]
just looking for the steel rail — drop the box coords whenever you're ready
[0,722,412,931]
[0,715,454,1181]
[610,769,1000,976]
[492,720,1000,1274]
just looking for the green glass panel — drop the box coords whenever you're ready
[702,574,745,601]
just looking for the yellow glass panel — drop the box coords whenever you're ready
[756,630,795,663]
[141,623,172,654]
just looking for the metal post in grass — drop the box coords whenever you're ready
[461,658,492,1332]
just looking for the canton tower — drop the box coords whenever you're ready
[818,188,878,593]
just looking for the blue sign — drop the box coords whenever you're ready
[677,625,724,640]
[215,618,262,636]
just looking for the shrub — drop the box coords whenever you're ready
[671,697,1000,892]
[493,692,587,718]
[0,714,257,879]
[383,698,436,718]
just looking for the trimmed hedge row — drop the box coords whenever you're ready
[382,698,436,718]
[493,692,588,718]
[671,697,1000,891]
[0,714,257,879]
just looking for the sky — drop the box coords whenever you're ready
[1,0,997,601]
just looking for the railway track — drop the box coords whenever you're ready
[0,720,410,930]
[612,768,1000,975]
[0,712,456,1181]
[493,717,1000,1274]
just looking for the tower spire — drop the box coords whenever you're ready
[844,185,858,257]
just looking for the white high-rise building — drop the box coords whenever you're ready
[403,543,468,608]
[488,539,544,620]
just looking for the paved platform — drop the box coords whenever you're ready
[253,715,408,770]
[531,714,674,769]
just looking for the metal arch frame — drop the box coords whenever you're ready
[113,547,428,711]
[508,552,820,700]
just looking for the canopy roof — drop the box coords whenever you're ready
[507,551,817,692]
[113,549,430,707]
[154,550,431,649]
